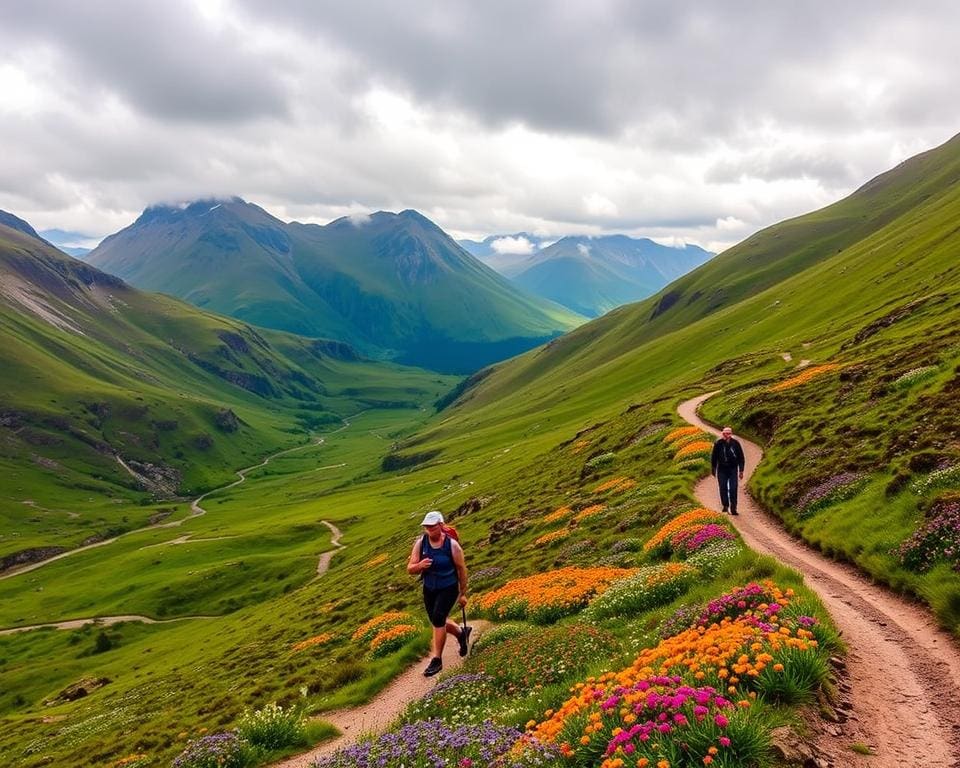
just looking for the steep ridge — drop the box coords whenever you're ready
[88,201,584,372]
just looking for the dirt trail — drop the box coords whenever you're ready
[680,393,960,767]
[277,621,489,768]
[0,614,216,636]
[316,521,344,576]
[1,418,355,582]
[1,519,345,634]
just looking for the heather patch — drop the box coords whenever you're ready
[795,472,866,518]
[313,720,562,768]
[172,732,251,768]
[895,499,960,572]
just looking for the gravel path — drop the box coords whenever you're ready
[680,393,960,767]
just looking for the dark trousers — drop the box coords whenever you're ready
[717,466,739,512]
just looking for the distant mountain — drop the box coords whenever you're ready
[458,232,554,275]
[88,200,583,373]
[508,235,713,317]
[39,228,98,259]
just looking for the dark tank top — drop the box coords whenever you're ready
[420,534,458,590]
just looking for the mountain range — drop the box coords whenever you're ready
[461,232,713,317]
[87,201,583,373]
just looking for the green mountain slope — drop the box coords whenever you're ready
[0,216,452,560]
[511,235,713,317]
[422,131,960,624]
[88,201,583,373]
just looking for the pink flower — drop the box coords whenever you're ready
[714,714,729,728]
[719,736,732,747]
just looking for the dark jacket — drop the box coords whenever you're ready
[711,437,745,474]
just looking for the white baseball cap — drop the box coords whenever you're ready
[421,510,444,526]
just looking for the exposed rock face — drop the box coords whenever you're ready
[214,408,240,432]
[0,546,69,573]
[121,458,182,497]
[45,677,111,705]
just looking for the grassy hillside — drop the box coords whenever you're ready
[0,220,454,562]
[88,201,583,372]
[423,131,960,626]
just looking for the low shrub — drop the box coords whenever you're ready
[466,623,619,693]
[471,623,529,653]
[236,703,306,751]
[912,465,960,496]
[795,472,866,518]
[400,673,497,727]
[685,539,742,576]
[584,452,616,470]
[586,563,698,621]
[894,365,938,389]
[369,624,420,658]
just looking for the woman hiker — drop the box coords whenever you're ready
[407,510,470,677]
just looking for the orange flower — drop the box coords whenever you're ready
[674,440,713,460]
[574,503,607,522]
[572,439,591,454]
[543,505,573,524]
[644,509,724,552]
[664,426,700,443]
[291,632,334,652]
[534,529,571,546]
[593,477,637,494]
[769,364,841,392]
[364,553,388,568]
[477,566,638,620]
[352,611,412,642]
[369,624,418,655]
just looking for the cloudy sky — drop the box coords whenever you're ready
[1,1,958,252]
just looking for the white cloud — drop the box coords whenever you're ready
[0,1,957,254]
[577,243,591,257]
[491,235,536,255]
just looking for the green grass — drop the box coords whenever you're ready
[3,135,960,765]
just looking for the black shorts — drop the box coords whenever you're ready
[423,583,459,628]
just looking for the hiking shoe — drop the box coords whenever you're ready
[731,510,739,516]
[721,506,729,514]
[458,625,473,657]
[423,657,442,677]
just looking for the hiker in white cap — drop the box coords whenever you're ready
[407,510,470,677]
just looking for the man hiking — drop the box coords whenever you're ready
[407,510,470,677]
[711,426,746,515]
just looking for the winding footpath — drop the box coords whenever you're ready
[1,418,356,583]
[276,620,489,768]
[680,393,960,767]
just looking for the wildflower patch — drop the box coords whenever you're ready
[586,562,698,620]
[477,566,638,623]
[769,364,841,392]
[352,611,413,645]
[644,509,726,554]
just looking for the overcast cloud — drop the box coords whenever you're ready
[0,0,957,252]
